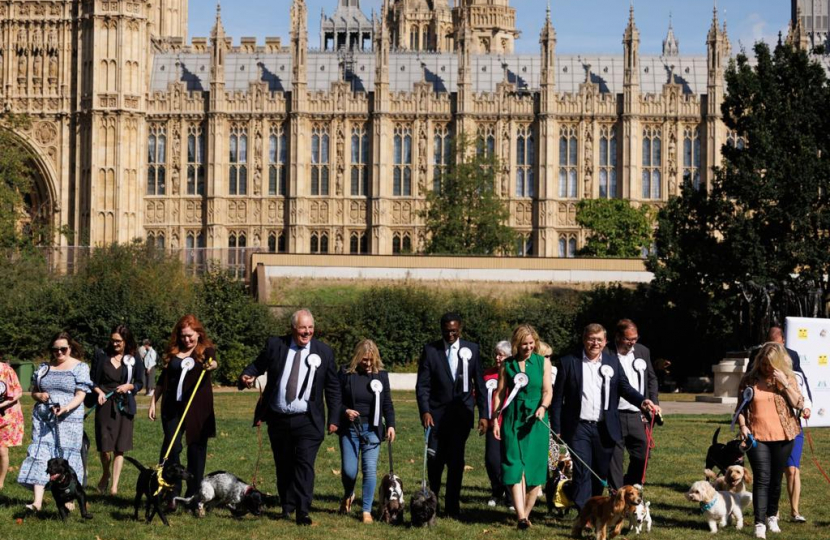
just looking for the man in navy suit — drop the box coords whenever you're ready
[416,312,489,517]
[240,309,341,526]
[551,323,660,510]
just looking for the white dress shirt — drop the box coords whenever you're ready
[445,340,459,381]
[275,340,310,414]
[580,351,603,421]
[617,350,640,412]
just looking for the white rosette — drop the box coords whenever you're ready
[501,372,529,413]
[177,357,195,401]
[633,358,647,395]
[0,380,7,399]
[459,347,472,392]
[370,379,384,426]
[731,386,755,431]
[485,379,498,418]
[600,364,614,411]
[123,355,135,385]
[302,354,322,402]
[36,364,50,392]
[551,365,558,387]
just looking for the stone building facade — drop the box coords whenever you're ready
[0,0,820,256]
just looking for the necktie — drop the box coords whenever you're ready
[448,345,457,381]
[285,347,303,403]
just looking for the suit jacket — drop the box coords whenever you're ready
[747,346,813,402]
[242,335,341,438]
[550,350,645,443]
[89,348,145,416]
[337,368,395,441]
[606,343,659,404]
[415,338,488,429]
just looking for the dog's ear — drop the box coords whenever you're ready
[703,468,717,480]
[645,501,650,508]
[743,467,753,485]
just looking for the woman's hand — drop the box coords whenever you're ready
[148,400,156,421]
[387,427,396,443]
[803,408,812,420]
[535,406,547,421]
[740,425,751,441]
[328,424,338,434]
[33,391,50,404]
[771,369,790,389]
[205,359,218,372]
[97,392,107,406]
[345,409,360,421]
[53,405,70,417]
[115,384,132,394]
[493,421,501,441]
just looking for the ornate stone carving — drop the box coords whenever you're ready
[584,125,594,197]
[34,121,57,145]
[668,128,678,194]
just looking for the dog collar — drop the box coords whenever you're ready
[700,494,718,513]
[153,465,175,497]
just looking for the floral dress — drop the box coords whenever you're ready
[0,363,24,447]
[17,362,92,488]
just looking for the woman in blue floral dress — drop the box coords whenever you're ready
[18,332,92,512]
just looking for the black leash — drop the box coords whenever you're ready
[387,438,394,475]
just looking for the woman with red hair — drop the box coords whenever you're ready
[149,315,218,503]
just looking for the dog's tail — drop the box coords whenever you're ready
[123,455,149,474]
[712,427,721,445]
[173,495,197,509]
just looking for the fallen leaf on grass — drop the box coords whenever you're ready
[409,459,415,463]
[332,469,341,475]
[327,447,335,452]
[464,465,474,471]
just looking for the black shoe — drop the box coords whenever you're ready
[517,518,530,530]
[279,508,292,520]
[296,514,312,526]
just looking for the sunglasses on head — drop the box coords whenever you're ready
[51,347,69,355]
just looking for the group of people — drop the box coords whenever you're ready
[0,311,815,536]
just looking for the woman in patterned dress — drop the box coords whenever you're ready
[0,359,25,490]
[17,332,92,512]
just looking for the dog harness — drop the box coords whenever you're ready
[153,465,175,497]
[700,494,718,513]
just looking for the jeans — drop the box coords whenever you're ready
[340,422,381,513]
[747,439,794,523]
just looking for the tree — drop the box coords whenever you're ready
[575,199,654,257]
[420,135,517,255]
[0,113,35,248]
[648,42,830,354]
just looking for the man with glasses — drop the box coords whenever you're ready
[551,324,660,510]
[607,319,659,491]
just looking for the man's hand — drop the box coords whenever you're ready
[421,412,434,429]
[328,424,338,434]
[478,418,489,435]
[240,375,256,389]
[803,408,812,420]
[641,400,660,416]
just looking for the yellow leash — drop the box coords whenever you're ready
[153,360,210,496]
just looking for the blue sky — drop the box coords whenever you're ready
[189,1,790,56]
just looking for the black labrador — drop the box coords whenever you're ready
[46,457,93,521]
[705,427,747,473]
[124,456,191,526]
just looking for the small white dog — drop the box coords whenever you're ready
[686,480,746,533]
[627,500,652,534]
[704,466,753,509]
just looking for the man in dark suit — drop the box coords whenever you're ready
[240,309,341,526]
[416,312,488,517]
[551,323,660,510]
[607,319,660,490]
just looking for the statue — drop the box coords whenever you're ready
[335,231,344,254]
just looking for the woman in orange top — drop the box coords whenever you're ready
[736,342,804,540]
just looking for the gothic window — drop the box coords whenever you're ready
[311,125,330,196]
[146,232,165,250]
[516,234,533,257]
[477,125,496,158]
[683,126,702,190]
[599,126,618,198]
[228,231,247,266]
[310,231,329,254]
[187,126,205,196]
[642,126,662,200]
[229,126,248,196]
[147,126,166,196]
[349,231,368,254]
[558,126,578,198]
[558,235,577,258]
[392,232,412,254]
[268,233,277,253]
[268,231,286,253]
[516,125,535,198]
[185,231,205,265]
[393,124,412,196]
[433,125,452,193]
[727,130,746,150]
[269,125,287,196]
[350,125,369,196]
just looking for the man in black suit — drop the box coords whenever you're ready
[240,309,341,526]
[416,312,488,517]
[551,323,660,510]
[607,319,660,490]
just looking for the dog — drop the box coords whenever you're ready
[46,458,93,521]
[409,485,437,527]
[571,485,642,540]
[626,500,652,535]
[685,480,747,533]
[704,467,752,509]
[705,428,746,472]
[174,471,264,518]
[377,473,404,525]
[545,457,576,516]
[124,456,192,526]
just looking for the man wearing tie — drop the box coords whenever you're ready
[416,312,488,517]
[240,309,341,525]
[607,319,659,491]
[550,323,660,510]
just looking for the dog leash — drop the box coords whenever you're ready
[421,426,431,493]
[84,391,115,418]
[387,438,395,475]
[641,413,657,486]
[250,378,265,489]
[803,421,830,485]
[537,416,609,490]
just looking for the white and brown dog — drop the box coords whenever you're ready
[704,466,753,506]
[686,480,747,533]
[377,473,404,525]
[626,487,652,535]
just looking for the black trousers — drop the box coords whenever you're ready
[747,439,794,523]
[609,410,648,489]
[160,415,208,498]
[484,429,505,499]
[427,414,472,515]
[267,412,323,517]
[568,420,615,510]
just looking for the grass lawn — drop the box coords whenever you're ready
[1,391,828,539]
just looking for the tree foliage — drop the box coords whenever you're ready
[648,42,830,353]
[575,199,654,257]
[421,135,517,255]
[0,113,35,249]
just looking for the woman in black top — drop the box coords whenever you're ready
[90,324,144,495]
[337,339,395,523]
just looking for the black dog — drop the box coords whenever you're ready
[124,456,191,526]
[46,457,92,521]
[409,486,437,527]
[705,427,746,473]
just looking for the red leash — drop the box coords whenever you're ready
[804,422,830,485]
[640,414,657,485]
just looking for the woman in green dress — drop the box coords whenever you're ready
[493,324,552,530]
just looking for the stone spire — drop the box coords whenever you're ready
[291,0,308,109]
[540,0,556,89]
[374,0,391,110]
[663,13,679,57]
[623,3,640,89]
[210,3,226,83]
[787,7,811,52]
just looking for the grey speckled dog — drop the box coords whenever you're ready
[175,471,264,518]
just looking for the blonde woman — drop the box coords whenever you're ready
[337,339,396,523]
[736,342,804,539]
[493,325,551,530]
